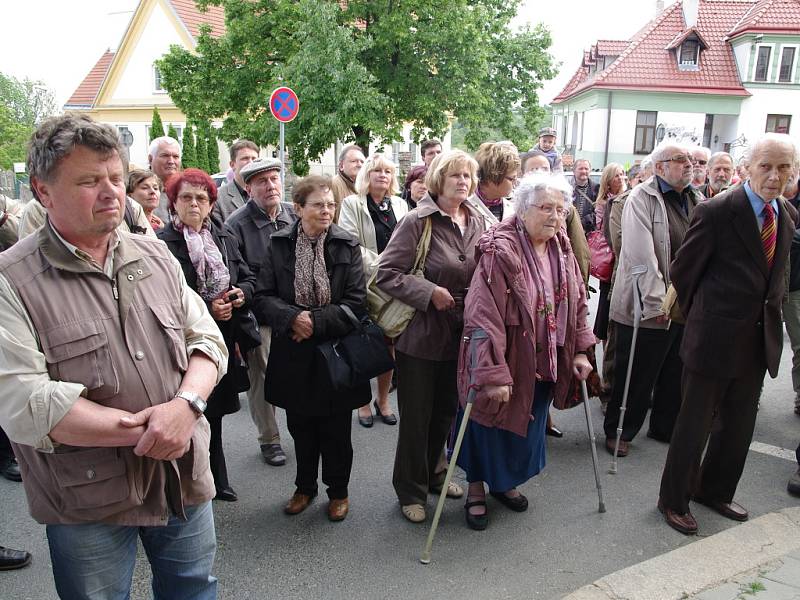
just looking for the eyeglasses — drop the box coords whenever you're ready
[533,203,569,218]
[177,193,210,205]
[306,201,337,211]
[504,175,518,184]
[695,159,708,166]
[660,155,696,165]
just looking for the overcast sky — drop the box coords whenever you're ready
[0,0,655,108]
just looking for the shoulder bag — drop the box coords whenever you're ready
[365,217,432,338]
[316,305,395,390]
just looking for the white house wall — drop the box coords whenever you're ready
[737,88,800,149]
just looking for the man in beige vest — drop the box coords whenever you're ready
[0,114,227,599]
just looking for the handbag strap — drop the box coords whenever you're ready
[411,217,433,272]
[338,303,362,330]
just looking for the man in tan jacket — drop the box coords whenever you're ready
[0,114,227,598]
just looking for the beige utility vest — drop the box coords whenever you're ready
[0,224,214,525]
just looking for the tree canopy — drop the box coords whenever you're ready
[0,73,58,170]
[157,0,555,174]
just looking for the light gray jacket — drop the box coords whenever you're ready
[609,177,674,329]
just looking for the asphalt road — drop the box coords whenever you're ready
[2,289,799,600]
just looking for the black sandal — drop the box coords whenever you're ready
[464,498,488,530]
[489,490,529,512]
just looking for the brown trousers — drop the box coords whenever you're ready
[392,352,458,505]
[659,366,764,514]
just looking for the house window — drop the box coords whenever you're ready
[779,47,796,83]
[679,40,699,66]
[153,66,164,92]
[703,114,714,148]
[766,114,791,134]
[754,46,771,82]
[634,111,657,154]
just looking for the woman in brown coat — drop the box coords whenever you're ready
[376,150,485,523]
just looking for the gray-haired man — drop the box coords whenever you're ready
[0,114,226,598]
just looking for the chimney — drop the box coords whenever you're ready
[682,0,699,27]
[656,0,665,14]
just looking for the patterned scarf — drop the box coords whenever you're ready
[294,226,331,308]
[516,218,569,379]
[171,214,230,301]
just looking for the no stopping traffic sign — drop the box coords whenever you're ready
[269,87,300,123]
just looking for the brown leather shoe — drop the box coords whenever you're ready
[693,496,748,522]
[284,492,315,515]
[605,437,629,457]
[328,498,349,522]
[658,500,698,535]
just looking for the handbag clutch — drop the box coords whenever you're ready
[316,305,395,391]
[366,217,432,338]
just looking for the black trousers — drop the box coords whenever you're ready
[659,366,763,513]
[207,415,229,492]
[0,426,13,461]
[603,321,684,442]
[286,410,352,500]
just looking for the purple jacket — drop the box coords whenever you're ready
[457,218,595,437]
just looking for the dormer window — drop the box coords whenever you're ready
[679,39,700,69]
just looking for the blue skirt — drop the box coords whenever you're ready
[455,381,553,492]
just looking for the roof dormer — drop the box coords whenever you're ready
[665,28,709,71]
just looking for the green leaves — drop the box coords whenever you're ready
[0,73,57,170]
[156,0,555,172]
[150,107,165,142]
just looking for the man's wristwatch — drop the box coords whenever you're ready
[175,391,207,416]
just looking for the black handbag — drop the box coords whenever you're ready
[316,305,395,390]
[233,307,262,355]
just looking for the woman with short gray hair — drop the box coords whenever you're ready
[456,173,594,530]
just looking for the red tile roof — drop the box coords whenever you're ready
[595,40,630,56]
[168,0,226,40]
[727,0,800,37]
[554,0,755,103]
[64,51,115,108]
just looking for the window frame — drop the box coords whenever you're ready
[778,45,798,83]
[153,65,165,93]
[679,40,700,66]
[765,114,791,134]
[753,44,774,82]
[633,110,657,155]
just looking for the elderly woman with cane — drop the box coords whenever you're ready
[455,173,594,530]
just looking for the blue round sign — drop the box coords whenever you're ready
[269,87,300,123]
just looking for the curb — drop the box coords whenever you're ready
[562,507,800,600]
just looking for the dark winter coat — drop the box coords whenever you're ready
[158,221,256,418]
[251,221,371,416]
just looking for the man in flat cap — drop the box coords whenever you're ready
[530,127,563,174]
[225,158,296,466]
[0,113,227,597]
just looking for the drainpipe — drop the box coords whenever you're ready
[603,91,613,166]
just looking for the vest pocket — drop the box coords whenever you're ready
[50,447,133,518]
[150,303,189,372]
[40,320,120,400]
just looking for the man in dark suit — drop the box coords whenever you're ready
[658,134,798,535]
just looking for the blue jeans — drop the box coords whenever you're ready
[46,501,217,600]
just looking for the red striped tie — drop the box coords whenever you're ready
[761,204,776,269]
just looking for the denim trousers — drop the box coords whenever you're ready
[46,501,217,600]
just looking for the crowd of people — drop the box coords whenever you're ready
[0,113,798,598]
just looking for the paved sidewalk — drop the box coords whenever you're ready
[563,507,800,600]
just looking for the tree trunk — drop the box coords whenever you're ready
[352,125,370,157]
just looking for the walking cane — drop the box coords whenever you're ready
[421,330,487,565]
[420,386,475,565]
[609,265,647,475]
[581,379,606,512]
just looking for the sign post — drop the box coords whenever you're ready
[269,86,300,187]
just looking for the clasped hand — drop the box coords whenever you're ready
[291,310,314,342]
[119,399,197,460]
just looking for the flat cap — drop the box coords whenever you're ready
[240,158,282,183]
[539,127,557,138]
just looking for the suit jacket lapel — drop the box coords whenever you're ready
[731,187,769,279]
